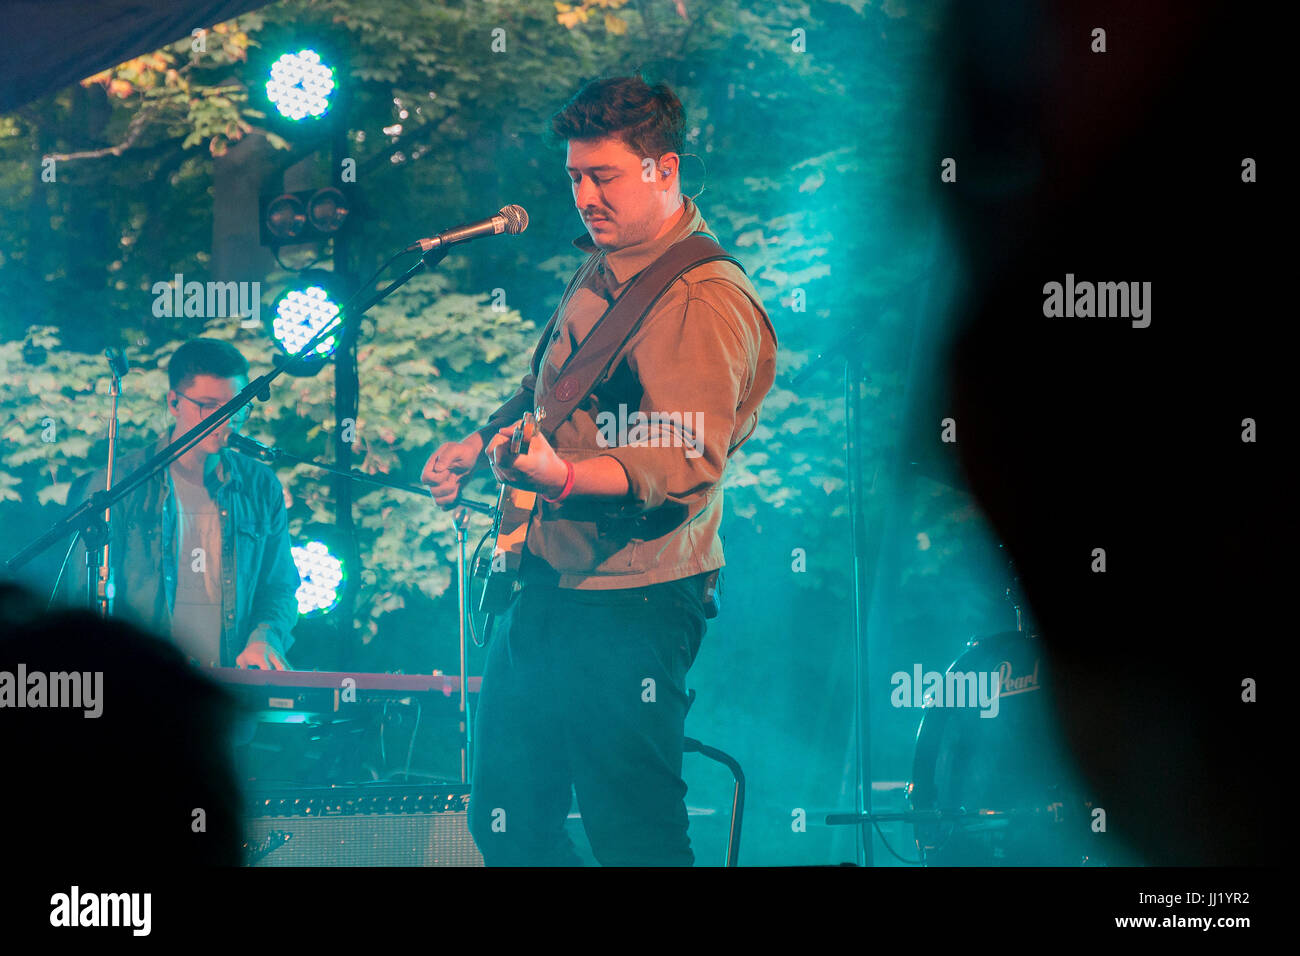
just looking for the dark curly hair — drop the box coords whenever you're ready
[168,338,249,391]
[550,74,685,162]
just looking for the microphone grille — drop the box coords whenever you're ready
[499,204,529,235]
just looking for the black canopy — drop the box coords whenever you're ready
[0,0,272,113]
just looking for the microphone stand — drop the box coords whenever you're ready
[455,507,473,783]
[6,244,455,584]
[87,351,126,616]
[8,242,495,787]
[231,440,493,516]
[229,438,491,783]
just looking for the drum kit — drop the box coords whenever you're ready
[904,563,1103,866]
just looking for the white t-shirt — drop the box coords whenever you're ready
[169,464,223,667]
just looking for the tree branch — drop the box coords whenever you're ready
[46,107,153,162]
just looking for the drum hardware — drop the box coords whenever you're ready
[827,551,1099,865]
[906,628,1100,865]
[1001,543,1033,634]
[821,546,1086,868]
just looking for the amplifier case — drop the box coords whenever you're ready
[244,785,484,867]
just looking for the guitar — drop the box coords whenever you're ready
[469,409,724,621]
[475,411,538,615]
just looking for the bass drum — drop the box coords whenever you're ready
[907,630,1097,866]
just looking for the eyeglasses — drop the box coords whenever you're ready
[175,391,251,421]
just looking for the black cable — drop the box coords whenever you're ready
[402,698,422,783]
[46,531,81,610]
[271,245,414,324]
[468,527,493,647]
[272,246,326,273]
[870,817,925,866]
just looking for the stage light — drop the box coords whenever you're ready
[260,187,353,249]
[265,194,308,242]
[267,275,345,375]
[265,50,336,122]
[306,187,349,234]
[292,539,345,616]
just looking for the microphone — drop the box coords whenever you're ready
[226,433,279,462]
[404,204,528,253]
[104,348,129,379]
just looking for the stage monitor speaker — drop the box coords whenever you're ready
[244,784,484,866]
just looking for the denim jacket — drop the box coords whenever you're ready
[59,432,300,665]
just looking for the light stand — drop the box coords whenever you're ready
[791,322,878,867]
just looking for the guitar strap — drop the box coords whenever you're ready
[532,231,745,444]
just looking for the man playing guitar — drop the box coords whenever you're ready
[422,75,777,866]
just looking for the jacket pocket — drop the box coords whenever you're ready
[234,515,269,543]
[233,515,269,575]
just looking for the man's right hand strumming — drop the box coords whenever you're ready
[421,431,490,509]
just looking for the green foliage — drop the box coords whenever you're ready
[0,0,975,653]
[0,275,537,633]
[80,17,264,158]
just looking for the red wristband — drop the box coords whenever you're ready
[541,459,575,504]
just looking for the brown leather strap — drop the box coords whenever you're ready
[526,252,602,382]
[536,232,744,442]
